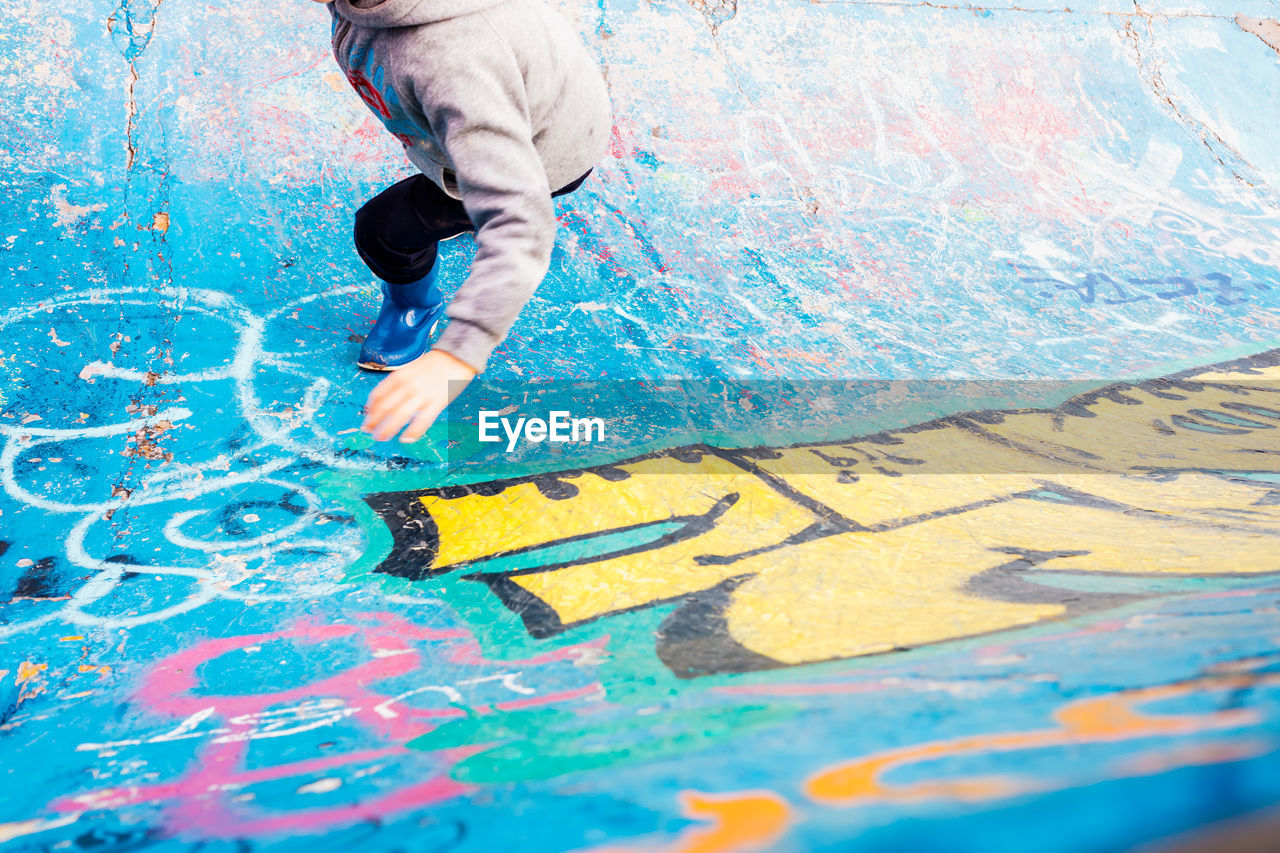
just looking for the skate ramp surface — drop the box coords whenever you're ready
[3,0,1280,850]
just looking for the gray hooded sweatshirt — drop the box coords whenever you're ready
[329,0,612,371]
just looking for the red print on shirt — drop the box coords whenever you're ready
[345,68,391,119]
[345,68,416,148]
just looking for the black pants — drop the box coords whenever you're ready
[353,171,591,285]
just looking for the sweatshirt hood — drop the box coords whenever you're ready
[331,0,505,27]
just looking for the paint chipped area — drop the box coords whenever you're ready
[1236,14,1280,54]
[3,0,1280,850]
[0,7,99,175]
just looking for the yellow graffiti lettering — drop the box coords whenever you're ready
[368,352,1280,674]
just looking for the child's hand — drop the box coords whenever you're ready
[362,349,478,443]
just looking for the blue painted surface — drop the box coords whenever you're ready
[2,0,1280,850]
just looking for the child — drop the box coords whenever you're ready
[319,0,612,443]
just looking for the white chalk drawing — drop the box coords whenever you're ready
[0,285,413,637]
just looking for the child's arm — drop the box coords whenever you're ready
[413,45,557,373]
[361,35,558,443]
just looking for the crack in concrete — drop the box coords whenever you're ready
[103,0,179,545]
[123,66,140,171]
[108,0,166,170]
[686,0,739,32]
[1122,3,1261,191]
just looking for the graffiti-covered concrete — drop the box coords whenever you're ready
[3,0,1280,851]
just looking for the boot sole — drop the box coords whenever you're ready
[357,361,401,372]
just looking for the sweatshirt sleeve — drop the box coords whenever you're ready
[404,34,555,373]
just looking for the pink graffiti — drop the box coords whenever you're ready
[54,612,605,838]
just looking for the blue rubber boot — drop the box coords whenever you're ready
[357,267,445,371]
